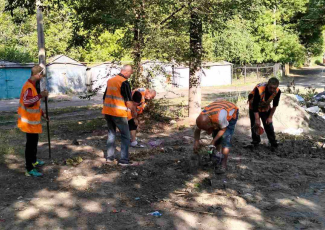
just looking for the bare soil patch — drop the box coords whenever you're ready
[0,96,324,230]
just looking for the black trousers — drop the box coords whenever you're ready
[249,109,277,146]
[25,133,39,171]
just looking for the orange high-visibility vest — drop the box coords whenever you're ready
[17,81,42,134]
[201,100,238,124]
[102,75,128,117]
[134,88,147,114]
[248,82,280,112]
[127,88,147,120]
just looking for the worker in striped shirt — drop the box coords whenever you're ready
[194,100,239,173]
[18,65,49,177]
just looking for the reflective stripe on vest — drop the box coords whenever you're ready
[248,83,279,112]
[103,103,128,111]
[102,75,128,117]
[17,81,42,134]
[19,104,41,114]
[105,95,125,102]
[19,116,41,125]
[202,101,238,124]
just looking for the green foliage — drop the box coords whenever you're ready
[213,17,263,64]
[2,0,325,67]
[296,0,325,56]
[276,32,306,65]
[0,46,34,63]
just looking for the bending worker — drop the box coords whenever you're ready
[194,100,239,173]
[102,65,137,166]
[128,88,156,148]
[18,65,49,177]
[248,77,281,151]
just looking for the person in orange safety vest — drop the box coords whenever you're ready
[127,88,156,148]
[194,100,239,174]
[17,65,49,177]
[102,65,137,166]
[248,77,281,151]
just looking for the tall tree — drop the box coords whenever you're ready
[188,5,202,118]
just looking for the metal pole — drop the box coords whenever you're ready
[37,0,51,159]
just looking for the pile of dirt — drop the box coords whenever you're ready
[236,94,325,134]
[273,94,325,132]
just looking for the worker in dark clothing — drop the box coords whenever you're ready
[248,77,281,151]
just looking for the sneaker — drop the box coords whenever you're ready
[32,161,45,167]
[131,143,145,148]
[106,158,118,165]
[118,161,133,167]
[25,169,43,177]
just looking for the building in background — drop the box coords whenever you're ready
[88,61,233,93]
[86,63,121,93]
[143,61,233,92]
[0,61,34,99]
[47,55,87,94]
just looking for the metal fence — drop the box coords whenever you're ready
[232,63,282,83]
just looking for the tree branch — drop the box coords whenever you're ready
[160,4,186,26]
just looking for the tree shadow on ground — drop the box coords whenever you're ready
[0,109,325,229]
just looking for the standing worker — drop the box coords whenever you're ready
[18,65,49,177]
[102,65,136,166]
[248,77,281,151]
[128,88,156,148]
[193,100,239,174]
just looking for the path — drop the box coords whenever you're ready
[281,66,325,89]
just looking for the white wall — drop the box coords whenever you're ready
[173,65,232,88]
[201,65,232,86]
[47,64,87,94]
[90,64,120,93]
[89,63,232,93]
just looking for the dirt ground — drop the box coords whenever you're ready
[0,89,325,230]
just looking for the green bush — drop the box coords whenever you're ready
[0,46,34,63]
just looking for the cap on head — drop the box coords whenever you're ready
[31,65,44,76]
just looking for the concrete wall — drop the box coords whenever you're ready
[89,62,232,93]
[47,64,87,94]
[88,64,120,93]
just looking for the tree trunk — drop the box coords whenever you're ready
[131,0,145,88]
[188,9,202,119]
[285,63,290,76]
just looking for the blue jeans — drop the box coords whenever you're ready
[105,115,130,164]
[212,110,239,148]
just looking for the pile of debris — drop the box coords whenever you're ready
[294,92,325,120]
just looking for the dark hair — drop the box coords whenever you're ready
[132,91,142,103]
[268,77,279,86]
